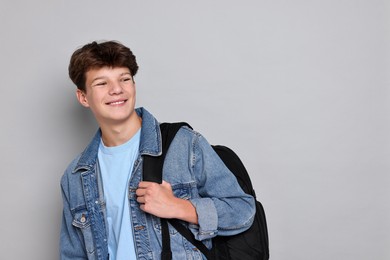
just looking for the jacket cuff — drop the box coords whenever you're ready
[189,198,218,241]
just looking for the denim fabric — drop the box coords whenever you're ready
[60,107,256,260]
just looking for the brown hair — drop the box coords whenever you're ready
[68,40,139,92]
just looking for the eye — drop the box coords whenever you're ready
[121,77,132,82]
[94,81,107,87]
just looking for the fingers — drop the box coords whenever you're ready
[137,181,171,193]
[136,182,158,197]
[135,181,165,204]
[137,181,158,189]
[135,181,175,216]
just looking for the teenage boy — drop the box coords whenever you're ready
[60,40,255,260]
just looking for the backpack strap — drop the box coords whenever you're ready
[142,122,193,260]
[168,219,214,259]
[143,122,190,183]
[160,218,172,260]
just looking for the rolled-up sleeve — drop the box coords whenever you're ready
[189,134,256,241]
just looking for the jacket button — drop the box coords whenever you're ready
[80,214,86,223]
[134,225,145,231]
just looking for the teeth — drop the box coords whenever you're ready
[109,101,125,105]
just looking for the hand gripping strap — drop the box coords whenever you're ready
[143,122,195,260]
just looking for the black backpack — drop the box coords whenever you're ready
[143,122,269,260]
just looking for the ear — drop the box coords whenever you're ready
[76,89,90,108]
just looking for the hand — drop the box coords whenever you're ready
[136,181,198,224]
[136,181,177,218]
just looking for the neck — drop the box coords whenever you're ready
[100,116,142,147]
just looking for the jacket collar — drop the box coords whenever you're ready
[72,107,162,173]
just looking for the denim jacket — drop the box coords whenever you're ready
[60,107,255,260]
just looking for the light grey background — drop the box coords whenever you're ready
[0,1,389,259]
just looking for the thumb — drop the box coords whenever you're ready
[161,180,172,190]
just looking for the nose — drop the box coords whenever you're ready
[109,81,123,95]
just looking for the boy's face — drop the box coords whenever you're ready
[76,66,137,127]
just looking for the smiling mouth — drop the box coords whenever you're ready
[107,100,127,105]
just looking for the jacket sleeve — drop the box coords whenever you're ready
[189,133,256,241]
[59,174,88,260]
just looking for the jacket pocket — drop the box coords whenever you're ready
[72,210,96,257]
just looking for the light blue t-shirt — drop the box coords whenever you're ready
[98,129,141,260]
